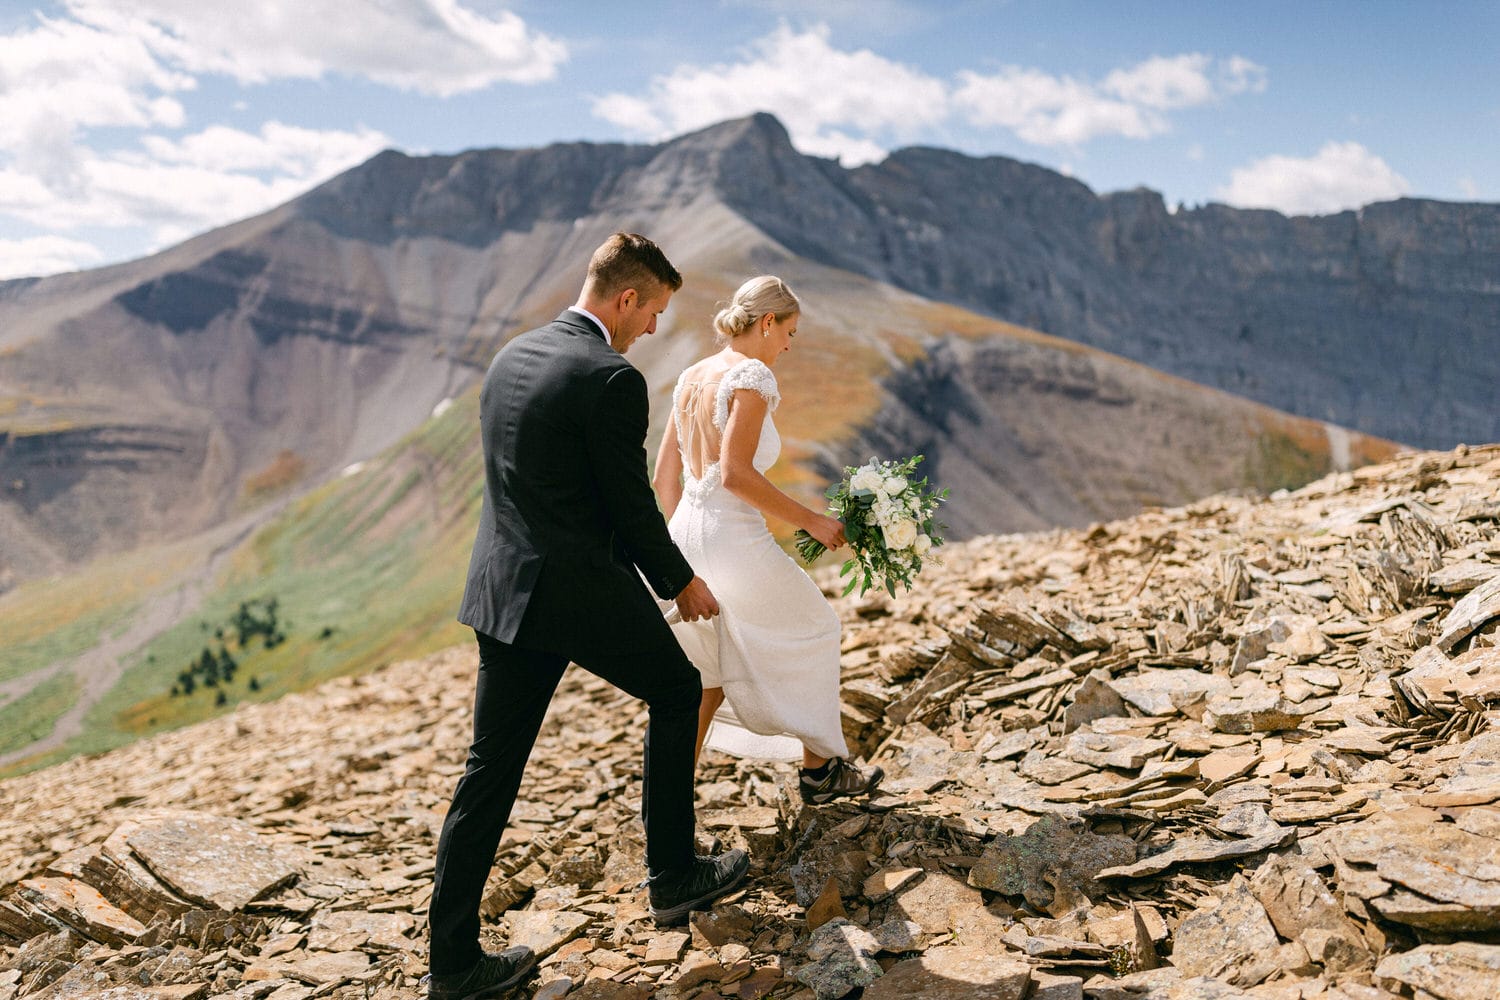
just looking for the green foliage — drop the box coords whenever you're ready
[0,671,79,757]
[169,597,274,700]
[0,385,485,778]
[795,454,949,596]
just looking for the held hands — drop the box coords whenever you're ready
[675,575,720,622]
[805,513,847,551]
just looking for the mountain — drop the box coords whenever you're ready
[706,114,1500,451]
[0,114,1425,586]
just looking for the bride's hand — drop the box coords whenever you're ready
[806,514,846,551]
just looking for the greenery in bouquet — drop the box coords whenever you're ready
[795,454,949,596]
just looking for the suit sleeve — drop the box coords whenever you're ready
[587,365,696,600]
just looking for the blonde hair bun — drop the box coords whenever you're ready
[712,276,800,342]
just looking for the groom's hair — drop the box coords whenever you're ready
[586,233,683,300]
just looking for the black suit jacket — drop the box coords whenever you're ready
[457,311,695,655]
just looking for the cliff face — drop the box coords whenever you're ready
[707,114,1500,449]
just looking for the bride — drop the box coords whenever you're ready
[653,275,883,805]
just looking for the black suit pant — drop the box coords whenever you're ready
[428,629,702,974]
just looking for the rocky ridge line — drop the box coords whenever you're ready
[3,444,1500,999]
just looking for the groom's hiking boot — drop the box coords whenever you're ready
[799,757,885,805]
[648,848,750,926]
[423,947,536,1000]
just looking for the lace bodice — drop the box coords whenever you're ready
[673,358,781,501]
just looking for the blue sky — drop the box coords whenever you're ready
[1,0,1496,279]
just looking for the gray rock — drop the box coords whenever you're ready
[789,837,872,908]
[969,814,1136,908]
[1375,942,1500,999]
[1098,825,1294,879]
[885,871,986,936]
[307,909,413,951]
[861,946,1030,1000]
[869,919,923,953]
[1203,691,1306,734]
[1249,857,1369,973]
[1331,813,1500,922]
[794,919,883,1000]
[505,910,591,958]
[125,814,300,911]
[1170,878,1281,987]
[1061,672,1128,733]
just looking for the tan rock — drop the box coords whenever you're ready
[862,947,1030,1000]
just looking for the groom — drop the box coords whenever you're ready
[426,233,751,1000]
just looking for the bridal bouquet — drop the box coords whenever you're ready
[795,455,948,596]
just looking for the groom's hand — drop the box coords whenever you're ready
[675,576,720,622]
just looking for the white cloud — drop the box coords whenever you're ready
[593,23,948,165]
[0,11,194,179]
[955,67,1162,145]
[1216,141,1410,215]
[1459,176,1479,200]
[1219,55,1269,96]
[64,0,567,96]
[0,122,389,242]
[0,235,104,280]
[597,29,1269,160]
[1103,54,1216,110]
[957,53,1268,146]
[0,1,549,276]
[139,122,389,178]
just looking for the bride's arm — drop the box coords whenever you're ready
[653,413,685,521]
[720,389,846,549]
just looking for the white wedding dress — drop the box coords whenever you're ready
[665,358,849,761]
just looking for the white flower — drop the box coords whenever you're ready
[883,518,918,550]
[872,499,898,526]
[883,476,907,496]
[850,467,884,493]
[914,533,933,554]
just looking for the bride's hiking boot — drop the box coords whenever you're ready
[647,848,750,926]
[423,946,536,1000]
[799,757,885,805]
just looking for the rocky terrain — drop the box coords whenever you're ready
[4,443,1500,999]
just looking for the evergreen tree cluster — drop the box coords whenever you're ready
[169,597,283,703]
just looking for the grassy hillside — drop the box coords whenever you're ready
[0,389,484,776]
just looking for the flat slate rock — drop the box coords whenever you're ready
[16,877,147,946]
[861,946,1031,1000]
[1098,826,1294,879]
[125,814,300,911]
[971,813,1136,905]
[504,909,591,958]
[1376,942,1500,1000]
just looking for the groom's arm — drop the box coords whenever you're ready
[587,365,697,600]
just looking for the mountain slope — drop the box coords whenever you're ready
[0,115,1423,589]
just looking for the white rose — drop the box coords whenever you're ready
[913,533,933,554]
[883,476,907,496]
[883,518,918,550]
[850,467,884,493]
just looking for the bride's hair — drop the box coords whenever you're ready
[712,275,800,341]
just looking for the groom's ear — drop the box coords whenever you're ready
[618,287,638,311]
